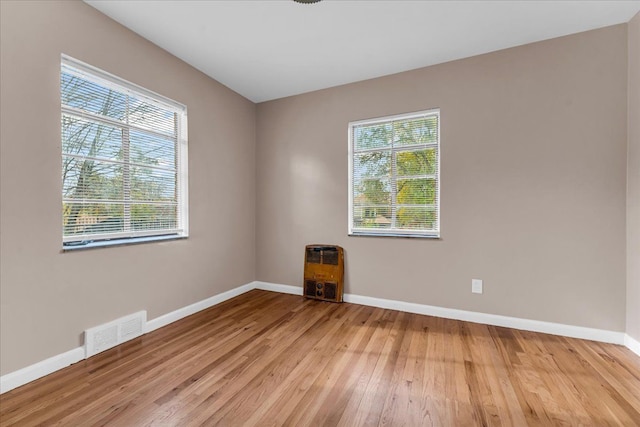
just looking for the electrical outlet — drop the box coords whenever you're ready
[472,279,483,294]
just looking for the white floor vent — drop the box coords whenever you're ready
[84,311,146,358]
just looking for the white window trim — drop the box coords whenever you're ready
[61,55,189,249]
[348,108,441,238]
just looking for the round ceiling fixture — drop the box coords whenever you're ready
[293,0,322,3]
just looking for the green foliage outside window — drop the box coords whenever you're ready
[351,112,439,235]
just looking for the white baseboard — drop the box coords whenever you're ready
[625,334,640,357]
[254,281,626,345]
[1,281,259,394]
[146,282,257,333]
[0,347,85,394]
[254,280,301,295]
[345,293,625,344]
[2,280,636,395]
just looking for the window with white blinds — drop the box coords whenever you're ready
[61,55,188,247]
[349,109,440,238]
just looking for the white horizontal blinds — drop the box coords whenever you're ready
[351,110,439,235]
[61,57,187,244]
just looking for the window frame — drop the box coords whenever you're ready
[348,109,441,238]
[60,55,189,249]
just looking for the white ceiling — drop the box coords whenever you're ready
[85,0,640,103]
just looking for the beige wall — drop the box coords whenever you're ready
[0,1,635,379]
[256,25,629,331]
[628,12,640,342]
[0,1,256,375]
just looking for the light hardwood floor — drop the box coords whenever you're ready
[1,289,639,426]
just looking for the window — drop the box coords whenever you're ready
[61,55,188,248]
[349,109,440,238]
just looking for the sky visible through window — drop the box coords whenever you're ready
[61,63,184,244]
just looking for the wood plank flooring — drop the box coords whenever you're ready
[1,289,639,426]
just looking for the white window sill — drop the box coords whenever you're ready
[62,234,187,252]
[348,231,441,239]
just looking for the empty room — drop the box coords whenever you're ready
[1,0,640,425]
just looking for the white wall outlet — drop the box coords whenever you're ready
[472,279,483,294]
